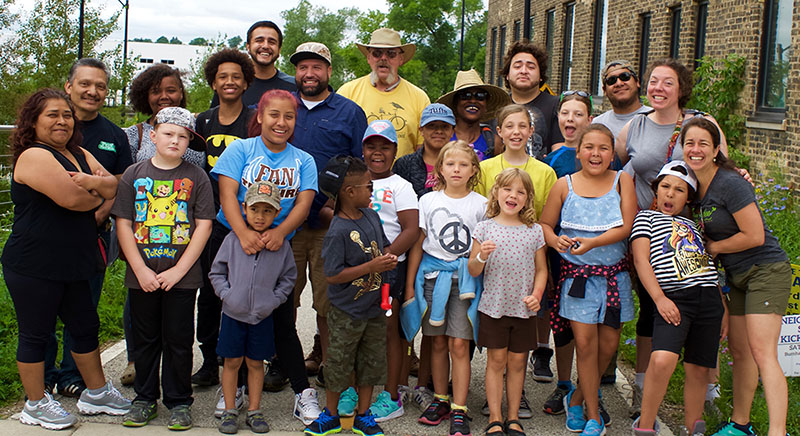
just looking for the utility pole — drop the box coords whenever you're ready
[78,0,85,58]
[459,0,465,69]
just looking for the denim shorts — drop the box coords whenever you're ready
[559,272,634,325]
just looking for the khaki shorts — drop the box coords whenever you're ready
[291,226,330,317]
[325,305,387,393]
[726,261,791,316]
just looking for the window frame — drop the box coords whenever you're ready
[756,0,790,114]
[499,25,507,87]
[560,2,576,92]
[514,20,521,42]
[545,8,555,58]
[669,5,682,59]
[490,27,498,87]
[638,12,652,95]
[694,0,709,70]
[590,0,607,95]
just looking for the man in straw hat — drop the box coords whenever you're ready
[338,28,430,159]
[436,69,510,161]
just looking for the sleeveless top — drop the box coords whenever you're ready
[1,144,102,281]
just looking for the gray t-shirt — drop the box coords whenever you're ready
[322,208,390,320]
[698,168,787,273]
[592,105,652,139]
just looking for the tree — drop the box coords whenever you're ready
[169,37,183,45]
[132,37,152,42]
[189,37,209,46]
[156,35,169,43]
[228,36,243,49]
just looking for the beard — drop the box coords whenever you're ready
[370,68,398,87]
[249,50,275,68]
[299,79,328,97]
[606,89,640,109]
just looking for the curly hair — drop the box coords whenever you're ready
[501,40,548,89]
[645,58,693,108]
[248,89,299,138]
[128,64,186,115]
[680,116,737,172]
[203,48,256,87]
[486,168,538,225]
[434,140,481,191]
[11,88,83,164]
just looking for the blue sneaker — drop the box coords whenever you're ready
[338,387,358,417]
[369,390,404,422]
[581,418,606,436]
[304,408,341,436]
[711,421,756,436]
[564,388,586,433]
[353,410,384,436]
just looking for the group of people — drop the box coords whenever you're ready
[2,17,791,436]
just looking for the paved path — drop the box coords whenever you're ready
[0,282,672,435]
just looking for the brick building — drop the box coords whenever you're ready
[485,0,799,185]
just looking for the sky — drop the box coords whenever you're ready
[11,0,390,44]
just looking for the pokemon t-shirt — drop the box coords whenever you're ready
[112,159,215,290]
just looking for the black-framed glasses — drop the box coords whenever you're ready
[370,49,402,59]
[560,90,593,107]
[604,71,636,87]
[457,90,489,101]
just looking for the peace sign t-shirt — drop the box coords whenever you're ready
[418,190,487,278]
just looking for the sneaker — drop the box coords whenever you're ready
[19,392,77,430]
[449,409,471,436]
[632,417,660,436]
[215,385,246,418]
[353,410,384,436]
[629,383,643,420]
[398,385,412,405]
[418,397,450,425]
[519,390,532,419]
[167,405,192,431]
[369,390,404,422]
[294,388,323,425]
[481,400,490,417]
[219,409,239,434]
[315,365,326,388]
[711,421,756,436]
[680,419,707,436]
[122,400,158,427]
[412,385,434,411]
[305,334,322,376]
[530,348,554,382]
[77,381,131,415]
[581,418,606,436]
[191,365,219,386]
[543,384,569,415]
[263,360,289,392]
[338,387,359,417]
[246,410,270,434]
[305,407,342,436]
[58,381,86,398]
[598,394,611,426]
[120,362,136,386]
[564,388,586,433]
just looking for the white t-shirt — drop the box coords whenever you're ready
[419,190,487,277]
[370,174,418,262]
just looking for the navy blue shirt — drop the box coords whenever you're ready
[292,88,367,228]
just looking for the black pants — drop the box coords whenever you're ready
[635,278,655,338]
[273,285,311,394]
[129,287,195,408]
[196,221,229,368]
[5,267,99,363]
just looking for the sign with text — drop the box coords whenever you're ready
[778,314,800,377]
[787,264,800,315]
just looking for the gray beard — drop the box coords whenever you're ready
[370,70,398,87]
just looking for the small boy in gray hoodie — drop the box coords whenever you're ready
[209,181,297,434]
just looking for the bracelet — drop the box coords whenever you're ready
[476,252,487,263]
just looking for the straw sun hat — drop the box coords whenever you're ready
[356,28,416,64]
[436,69,510,122]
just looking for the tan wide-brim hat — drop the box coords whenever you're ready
[356,28,416,64]
[436,69,511,122]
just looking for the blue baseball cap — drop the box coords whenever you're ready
[419,103,456,127]
[362,119,398,144]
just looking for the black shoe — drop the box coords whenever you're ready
[191,366,219,386]
[315,365,326,388]
[263,360,288,392]
[448,409,471,436]
[599,396,611,426]
[542,384,569,415]
[530,348,554,383]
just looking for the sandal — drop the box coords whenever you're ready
[58,382,85,398]
[485,420,505,436]
[120,362,135,386]
[505,419,526,436]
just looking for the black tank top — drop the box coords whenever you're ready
[1,144,103,281]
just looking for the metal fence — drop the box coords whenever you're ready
[0,125,13,208]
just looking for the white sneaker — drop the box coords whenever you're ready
[20,392,78,430]
[398,385,412,405]
[293,387,322,425]
[411,385,434,410]
[76,381,131,415]
[215,385,246,418]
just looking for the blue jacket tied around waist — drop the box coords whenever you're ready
[400,253,483,341]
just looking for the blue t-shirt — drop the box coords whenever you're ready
[451,132,490,161]
[210,136,318,239]
[543,145,577,178]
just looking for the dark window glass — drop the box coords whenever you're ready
[514,20,521,41]
[590,0,608,95]
[669,6,682,58]
[545,8,555,57]
[560,2,576,91]
[639,12,652,94]
[758,0,791,110]
[694,1,708,69]
[499,25,507,86]
[490,27,497,87]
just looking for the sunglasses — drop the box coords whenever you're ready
[370,49,402,59]
[604,71,636,86]
[560,90,593,107]
[457,90,489,101]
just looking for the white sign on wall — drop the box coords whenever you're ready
[778,314,800,377]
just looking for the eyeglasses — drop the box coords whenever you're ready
[457,90,489,101]
[370,49,402,59]
[604,71,636,86]
[560,90,593,107]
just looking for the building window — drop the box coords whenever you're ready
[758,0,791,110]
[139,58,154,64]
[498,25,507,87]
[639,12,652,93]
[590,0,608,95]
[528,13,534,40]
[490,27,497,86]
[560,2,576,91]
[514,20,521,42]
[545,8,555,57]
[694,0,708,69]
[669,6,682,58]
[160,59,175,65]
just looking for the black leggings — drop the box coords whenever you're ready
[635,278,655,338]
[4,267,99,363]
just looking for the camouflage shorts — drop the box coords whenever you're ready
[325,305,387,393]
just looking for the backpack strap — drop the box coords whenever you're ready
[480,124,495,157]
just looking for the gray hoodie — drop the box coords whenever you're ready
[209,231,297,325]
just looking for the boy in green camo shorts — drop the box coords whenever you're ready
[304,157,398,436]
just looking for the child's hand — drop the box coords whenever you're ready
[67,171,96,191]
[523,295,541,312]
[569,237,594,256]
[134,266,160,292]
[239,229,266,254]
[654,295,681,326]
[156,266,187,291]
[480,240,496,259]
[371,253,398,273]
[554,235,577,253]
